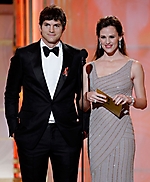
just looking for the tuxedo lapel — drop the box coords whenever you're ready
[29,41,51,100]
[53,43,72,99]
[27,41,73,100]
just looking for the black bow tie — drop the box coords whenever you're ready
[43,46,59,57]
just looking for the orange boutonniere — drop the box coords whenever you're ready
[62,67,69,76]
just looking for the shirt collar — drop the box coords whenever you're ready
[40,39,62,49]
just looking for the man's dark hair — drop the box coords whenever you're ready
[39,5,67,31]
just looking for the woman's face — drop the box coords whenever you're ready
[99,26,121,55]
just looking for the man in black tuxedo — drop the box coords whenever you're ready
[4,5,88,182]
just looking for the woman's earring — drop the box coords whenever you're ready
[119,40,121,49]
[99,42,102,49]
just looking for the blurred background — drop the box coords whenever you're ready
[0,0,150,181]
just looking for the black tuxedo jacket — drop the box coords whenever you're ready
[4,40,85,149]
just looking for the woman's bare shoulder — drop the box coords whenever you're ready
[129,58,144,78]
[130,58,143,68]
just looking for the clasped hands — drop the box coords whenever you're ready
[86,91,131,105]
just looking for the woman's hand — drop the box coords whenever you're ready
[86,91,107,103]
[113,94,133,105]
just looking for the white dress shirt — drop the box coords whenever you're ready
[40,39,63,123]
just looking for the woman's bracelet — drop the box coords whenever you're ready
[129,96,135,106]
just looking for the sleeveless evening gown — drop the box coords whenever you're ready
[89,60,135,182]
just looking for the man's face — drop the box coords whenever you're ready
[39,19,64,48]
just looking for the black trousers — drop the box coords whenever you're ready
[17,123,82,182]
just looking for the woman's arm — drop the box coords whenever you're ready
[113,60,147,109]
[79,63,107,112]
[131,60,147,109]
[79,63,91,112]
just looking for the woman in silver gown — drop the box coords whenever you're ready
[80,16,147,182]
